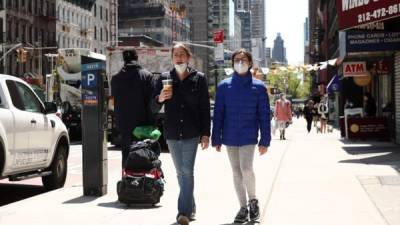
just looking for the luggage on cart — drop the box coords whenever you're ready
[117,139,164,206]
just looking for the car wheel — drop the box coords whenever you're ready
[42,145,68,190]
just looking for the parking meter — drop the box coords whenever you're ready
[81,55,108,196]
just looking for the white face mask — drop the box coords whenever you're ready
[234,62,249,74]
[174,63,188,74]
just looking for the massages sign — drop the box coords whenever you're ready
[337,0,400,30]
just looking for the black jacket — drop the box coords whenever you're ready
[151,68,211,140]
[111,62,155,134]
[304,106,313,120]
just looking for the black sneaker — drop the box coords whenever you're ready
[249,199,260,221]
[234,207,249,223]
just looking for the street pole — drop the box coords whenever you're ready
[214,64,218,92]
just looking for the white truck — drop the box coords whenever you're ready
[0,74,70,190]
[47,48,106,140]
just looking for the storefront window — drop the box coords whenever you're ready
[376,75,391,116]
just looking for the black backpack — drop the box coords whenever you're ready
[125,140,161,171]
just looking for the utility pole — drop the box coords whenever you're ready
[214,64,219,92]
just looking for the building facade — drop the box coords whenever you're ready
[236,10,251,52]
[234,0,250,11]
[56,1,92,50]
[304,17,310,64]
[91,0,111,54]
[272,33,287,64]
[250,0,265,67]
[185,0,209,75]
[395,52,400,143]
[231,13,242,50]
[310,0,400,144]
[1,0,57,80]
[118,0,190,47]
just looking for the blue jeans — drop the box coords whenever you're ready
[167,137,199,217]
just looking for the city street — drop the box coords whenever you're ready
[0,143,121,206]
[0,119,399,225]
[1,1,400,224]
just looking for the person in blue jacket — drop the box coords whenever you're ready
[211,49,271,223]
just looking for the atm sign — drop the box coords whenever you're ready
[343,61,367,77]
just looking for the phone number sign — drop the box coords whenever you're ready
[337,0,400,30]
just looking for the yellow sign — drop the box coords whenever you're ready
[353,74,371,86]
[350,124,360,133]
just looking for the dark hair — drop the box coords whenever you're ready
[231,48,253,68]
[122,49,138,62]
[171,42,192,57]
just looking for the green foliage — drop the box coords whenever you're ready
[266,70,312,100]
[208,86,216,100]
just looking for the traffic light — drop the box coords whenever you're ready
[21,49,28,63]
[15,48,28,63]
[16,48,21,63]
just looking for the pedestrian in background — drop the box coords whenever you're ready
[274,93,292,140]
[303,99,314,133]
[318,96,329,133]
[151,43,210,225]
[111,49,155,168]
[363,92,376,117]
[212,49,270,224]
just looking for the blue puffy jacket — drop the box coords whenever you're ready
[211,72,271,147]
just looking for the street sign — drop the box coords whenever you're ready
[343,61,367,77]
[214,43,224,64]
[213,30,224,44]
[336,0,400,30]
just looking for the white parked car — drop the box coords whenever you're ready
[0,75,69,190]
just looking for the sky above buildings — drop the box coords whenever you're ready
[266,0,308,65]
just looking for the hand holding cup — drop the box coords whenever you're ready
[159,79,173,103]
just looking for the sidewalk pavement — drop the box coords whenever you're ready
[0,118,399,225]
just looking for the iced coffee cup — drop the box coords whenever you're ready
[162,79,173,92]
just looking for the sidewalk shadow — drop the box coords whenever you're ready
[339,151,400,173]
[63,195,98,204]
[98,201,161,210]
[342,145,399,155]
[220,222,259,225]
[108,145,121,151]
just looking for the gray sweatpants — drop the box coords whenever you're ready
[226,145,257,207]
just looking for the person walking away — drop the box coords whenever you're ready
[111,49,155,169]
[274,93,292,140]
[303,100,314,133]
[317,96,329,133]
[363,92,377,117]
[151,43,211,225]
[211,49,271,223]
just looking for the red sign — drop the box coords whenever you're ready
[343,61,367,77]
[336,0,400,30]
[373,60,391,75]
[213,30,224,44]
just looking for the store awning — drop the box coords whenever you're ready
[326,74,341,93]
